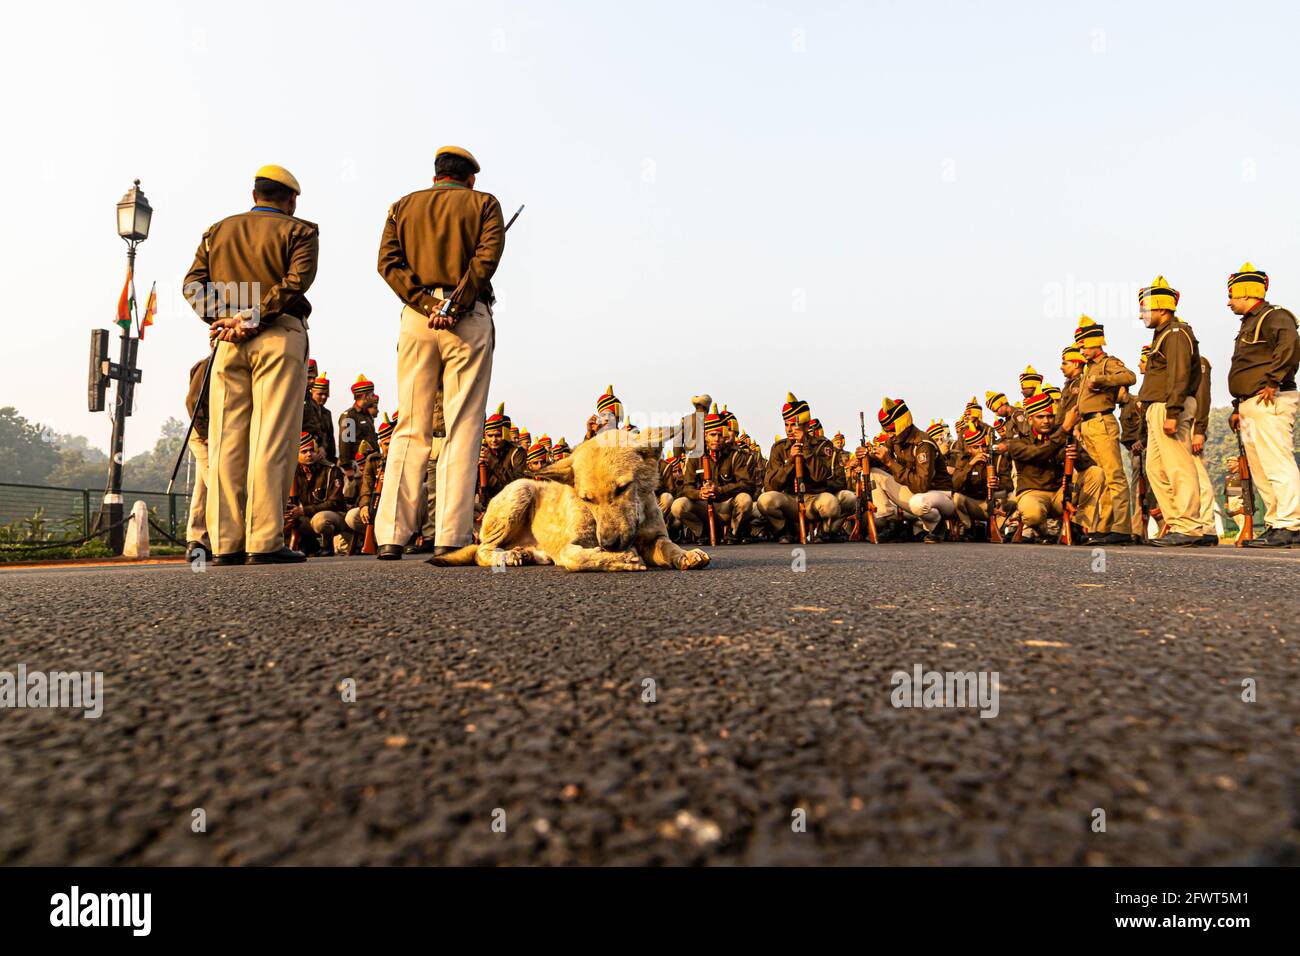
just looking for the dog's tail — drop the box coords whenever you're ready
[426,545,478,567]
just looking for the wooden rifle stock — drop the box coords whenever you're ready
[701,455,718,546]
[285,466,305,552]
[1235,430,1255,546]
[986,447,1003,543]
[858,414,878,544]
[1059,444,1076,545]
[362,461,384,555]
[793,445,808,545]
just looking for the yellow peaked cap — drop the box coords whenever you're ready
[255,164,301,194]
[435,145,480,173]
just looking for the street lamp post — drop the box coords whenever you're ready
[101,179,152,555]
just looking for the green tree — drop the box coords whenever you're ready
[121,417,188,491]
[0,407,60,483]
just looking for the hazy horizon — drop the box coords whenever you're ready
[3,0,1297,458]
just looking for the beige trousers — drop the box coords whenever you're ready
[1239,391,1300,530]
[1125,448,1146,537]
[671,493,755,538]
[1014,488,1063,531]
[186,434,209,545]
[1191,451,1217,534]
[1078,414,1132,534]
[869,468,955,531]
[952,493,988,527]
[1144,399,1208,535]
[419,436,445,539]
[756,490,841,533]
[206,317,307,554]
[376,303,494,548]
[1073,464,1104,533]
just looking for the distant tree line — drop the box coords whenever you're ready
[0,407,190,493]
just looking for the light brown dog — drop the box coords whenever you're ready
[429,427,711,572]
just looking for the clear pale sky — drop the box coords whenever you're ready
[2,0,1298,457]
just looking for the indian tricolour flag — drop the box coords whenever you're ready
[139,282,157,339]
[116,265,136,333]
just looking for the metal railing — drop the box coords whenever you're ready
[0,482,191,545]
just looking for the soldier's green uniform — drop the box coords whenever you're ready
[345,449,388,544]
[479,440,527,504]
[339,404,378,468]
[674,436,759,541]
[290,457,346,555]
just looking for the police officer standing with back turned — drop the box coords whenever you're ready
[373,146,506,559]
[183,165,318,565]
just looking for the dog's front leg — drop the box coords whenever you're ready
[641,534,710,570]
[553,543,647,572]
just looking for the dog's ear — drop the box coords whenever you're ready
[535,456,574,486]
[633,426,676,459]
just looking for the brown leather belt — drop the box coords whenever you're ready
[1080,410,1113,422]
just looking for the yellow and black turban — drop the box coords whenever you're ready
[1024,392,1054,416]
[1074,315,1105,347]
[1228,262,1268,299]
[1139,275,1179,312]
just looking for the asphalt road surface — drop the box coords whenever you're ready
[2,543,1298,866]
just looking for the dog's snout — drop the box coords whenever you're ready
[598,530,629,552]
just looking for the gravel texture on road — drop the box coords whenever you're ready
[1,542,1297,865]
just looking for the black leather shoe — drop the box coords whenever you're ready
[405,538,438,555]
[1149,532,1201,548]
[1245,527,1295,548]
[186,541,214,562]
[1194,534,1219,547]
[1092,532,1131,545]
[212,551,247,566]
[246,547,307,564]
[377,544,404,560]
[432,545,461,557]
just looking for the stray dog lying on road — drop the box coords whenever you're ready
[428,427,711,572]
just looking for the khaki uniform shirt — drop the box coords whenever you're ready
[185,357,211,441]
[184,208,319,324]
[884,425,951,493]
[1138,319,1201,417]
[1228,300,1299,399]
[1193,356,1211,437]
[659,458,684,498]
[358,452,386,516]
[481,442,527,499]
[378,181,506,315]
[1077,354,1137,416]
[952,447,1012,500]
[764,436,836,494]
[301,460,344,517]
[1005,429,1069,494]
[680,443,759,502]
[339,406,378,467]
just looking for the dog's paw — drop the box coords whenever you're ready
[613,549,648,572]
[493,548,526,567]
[678,548,711,570]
